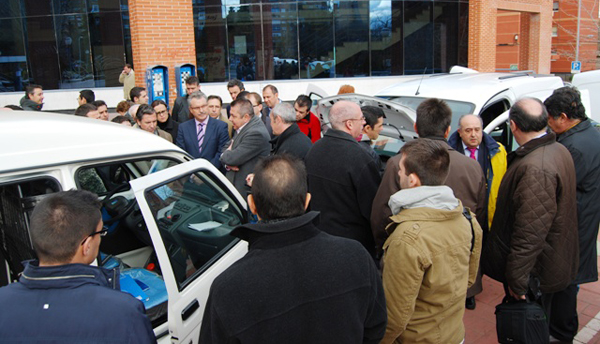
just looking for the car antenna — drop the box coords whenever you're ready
[415,67,427,96]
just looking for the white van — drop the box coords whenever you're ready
[0,112,248,343]
[316,67,566,159]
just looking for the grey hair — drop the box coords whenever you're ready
[272,102,296,124]
[187,91,207,107]
[329,100,358,130]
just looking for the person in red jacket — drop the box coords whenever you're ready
[294,94,321,143]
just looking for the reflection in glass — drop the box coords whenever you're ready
[0,18,29,92]
[403,2,433,75]
[298,2,334,79]
[434,3,459,74]
[55,14,94,88]
[263,3,298,80]
[144,171,243,288]
[370,0,403,76]
[52,0,87,14]
[194,3,228,82]
[334,1,369,77]
[227,5,262,81]
[89,12,127,87]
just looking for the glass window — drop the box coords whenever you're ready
[334,1,369,77]
[226,4,262,81]
[0,178,62,285]
[52,0,87,14]
[263,3,299,80]
[194,4,228,82]
[23,15,61,89]
[0,18,29,92]
[143,170,244,289]
[433,2,459,73]
[458,2,469,67]
[370,0,403,76]
[403,2,433,75]
[0,1,22,19]
[54,13,94,89]
[299,2,334,79]
[88,11,128,87]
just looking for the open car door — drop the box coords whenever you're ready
[129,159,248,344]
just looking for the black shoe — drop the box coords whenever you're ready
[465,296,476,310]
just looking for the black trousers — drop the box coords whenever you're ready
[540,283,579,342]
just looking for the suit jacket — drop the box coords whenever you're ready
[172,95,190,123]
[176,117,230,170]
[220,115,270,198]
[260,104,274,138]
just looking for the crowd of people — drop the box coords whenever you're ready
[1,64,600,344]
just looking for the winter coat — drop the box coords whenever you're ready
[0,260,155,343]
[382,187,482,344]
[305,128,382,255]
[157,114,179,143]
[448,131,508,228]
[483,132,579,294]
[297,111,322,143]
[371,138,486,256]
[199,212,387,344]
[270,123,312,160]
[556,119,600,284]
[20,96,43,111]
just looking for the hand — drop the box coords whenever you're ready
[229,165,239,172]
[246,174,254,187]
[508,287,526,300]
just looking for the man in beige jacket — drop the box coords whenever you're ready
[119,63,135,100]
[381,138,482,344]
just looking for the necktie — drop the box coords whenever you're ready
[467,147,477,160]
[198,122,205,154]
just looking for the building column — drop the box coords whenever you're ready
[129,0,196,107]
[468,0,498,72]
[470,0,552,74]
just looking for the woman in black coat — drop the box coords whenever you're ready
[152,99,179,143]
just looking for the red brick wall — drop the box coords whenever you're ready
[129,0,196,108]
[496,10,521,70]
[551,0,599,73]
[470,0,552,74]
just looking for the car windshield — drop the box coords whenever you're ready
[385,96,476,130]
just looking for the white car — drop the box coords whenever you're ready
[316,66,567,158]
[0,112,248,343]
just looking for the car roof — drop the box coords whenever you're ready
[0,111,186,173]
[376,69,563,113]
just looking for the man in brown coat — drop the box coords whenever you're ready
[371,98,486,258]
[483,98,578,333]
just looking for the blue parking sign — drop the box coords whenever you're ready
[571,61,581,74]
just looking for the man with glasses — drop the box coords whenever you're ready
[0,190,155,343]
[305,100,381,257]
[176,91,230,171]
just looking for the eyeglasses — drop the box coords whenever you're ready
[81,226,108,245]
[156,109,168,115]
[344,116,365,123]
[189,106,206,111]
[252,104,260,108]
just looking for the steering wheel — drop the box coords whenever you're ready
[102,183,137,225]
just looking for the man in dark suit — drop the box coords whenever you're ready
[176,91,230,171]
[220,98,270,198]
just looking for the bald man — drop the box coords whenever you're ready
[305,100,381,257]
[483,98,578,338]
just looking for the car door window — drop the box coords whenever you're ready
[142,170,245,290]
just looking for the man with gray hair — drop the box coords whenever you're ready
[269,102,312,159]
[175,91,230,170]
[305,100,381,257]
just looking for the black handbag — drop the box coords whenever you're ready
[495,296,549,344]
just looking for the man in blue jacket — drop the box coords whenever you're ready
[0,190,155,343]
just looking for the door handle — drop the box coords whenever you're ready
[181,299,199,321]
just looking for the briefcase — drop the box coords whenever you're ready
[495,296,549,344]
